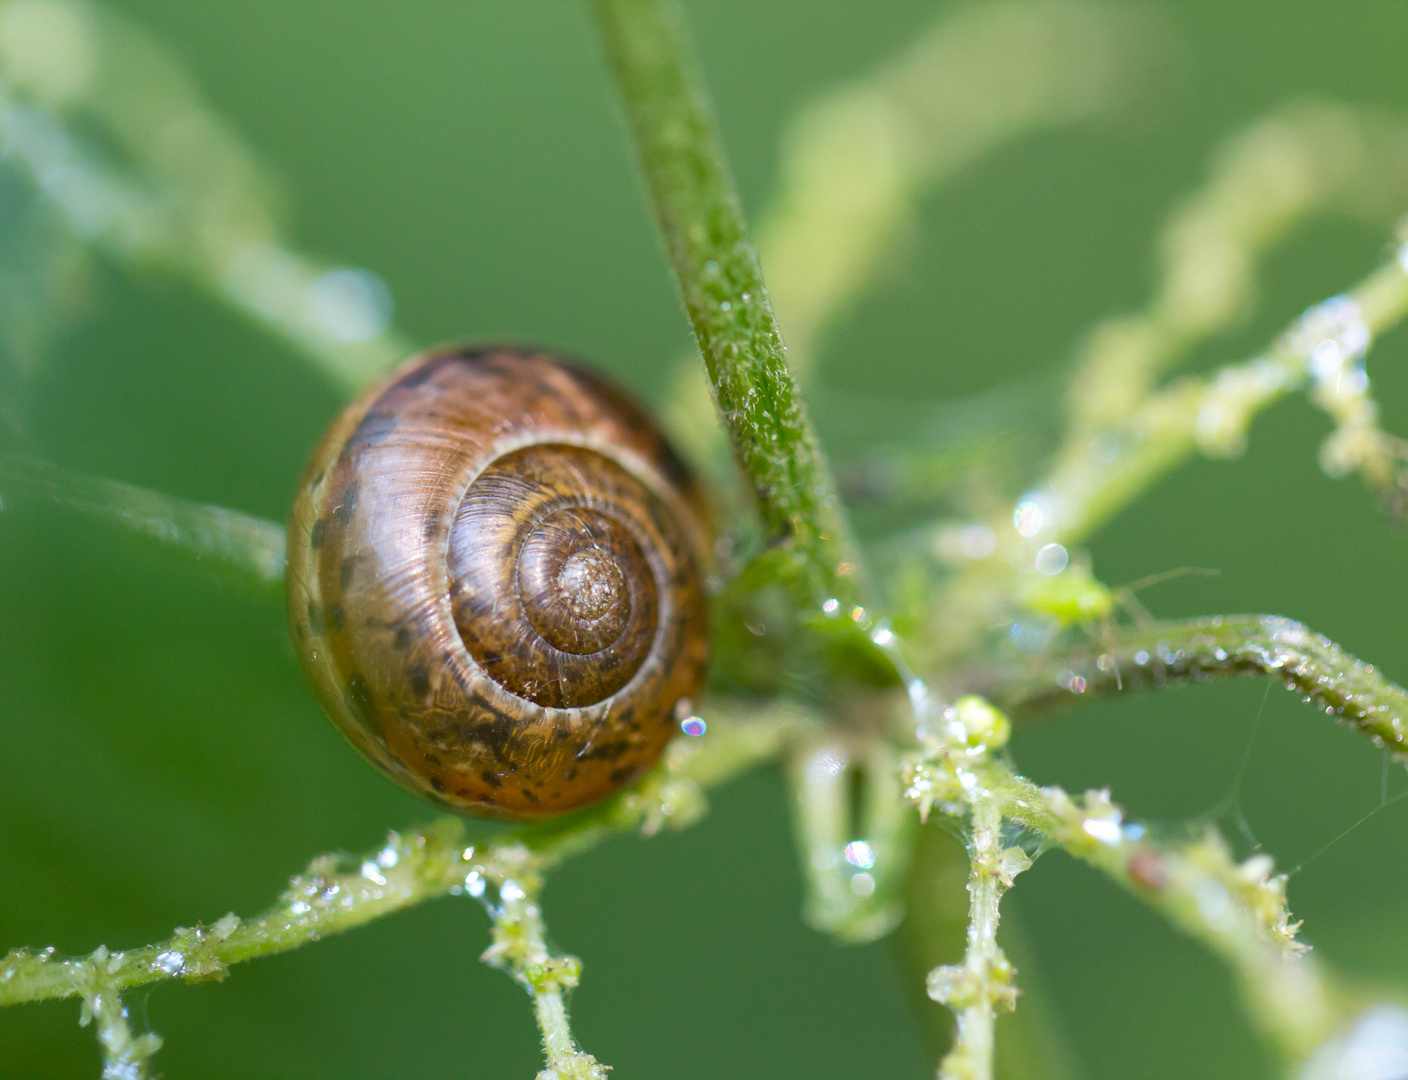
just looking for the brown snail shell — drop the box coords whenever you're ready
[286,345,710,820]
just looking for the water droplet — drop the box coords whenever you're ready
[843,840,876,869]
[849,872,875,897]
[305,267,392,344]
[809,747,848,779]
[152,950,185,976]
[500,880,526,903]
[1034,543,1068,576]
[822,598,840,615]
[681,716,706,737]
[1013,500,1044,538]
[1292,295,1373,400]
[1082,818,1122,845]
[1009,621,1054,654]
[360,861,386,885]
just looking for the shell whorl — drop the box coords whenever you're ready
[286,346,710,820]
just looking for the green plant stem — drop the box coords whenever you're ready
[592,0,863,611]
[923,249,1408,673]
[1047,250,1408,547]
[0,69,409,395]
[788,735,914,943]
[478,856,607,1080]
[970,615,1408,757]
[898,827,1084,1080]
[0,454,285,595]
[934,797,1012,1080]
[1067,103,1408,438]
[73,951,163,1080]
[905,728,1344,1068]
[991,773,1341,1065]
[0,701,810,1009]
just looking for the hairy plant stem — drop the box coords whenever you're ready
[899,827,1084,1080]
[1045,247,1408,548]
[923,249,1408,670]
[478,856,606,1080]
[1019,777,1334,1064]
[0,702,812,1009]
[970,615,1408,757]
[997,772,1340,1065]
[933,797,1013,1080]
[592,0,864,614]
[906,742,1348,1070]
[73,952,162,1080]
[901,700,1024,1080]
[1067,103,1408,438]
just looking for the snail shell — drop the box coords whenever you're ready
[286,346,710,820]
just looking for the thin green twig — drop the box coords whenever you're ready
[1014,781,1340,1065]
[479,854,608,1080]
[0,454,285,595]
[0,0,413,395]
[1067,102,1408,438]
[970,614,1408,758]
[73,951,163,1080]
[788,735,914,943]
[592,0,864,612]
[904,723,1347,1070]
[1045,246,1408,546]
[930,796,1018,1080]
[0,702,811,1009]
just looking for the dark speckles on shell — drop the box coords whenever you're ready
[286,345,710,822]
[332,480,360,525]
[346,673,374,722]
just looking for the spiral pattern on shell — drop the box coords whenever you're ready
[286,346,710,820]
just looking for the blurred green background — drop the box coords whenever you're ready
[2,2,1408,1077]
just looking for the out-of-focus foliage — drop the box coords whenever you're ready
[3,3,1408,1079]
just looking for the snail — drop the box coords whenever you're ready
[286,345,710,820]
